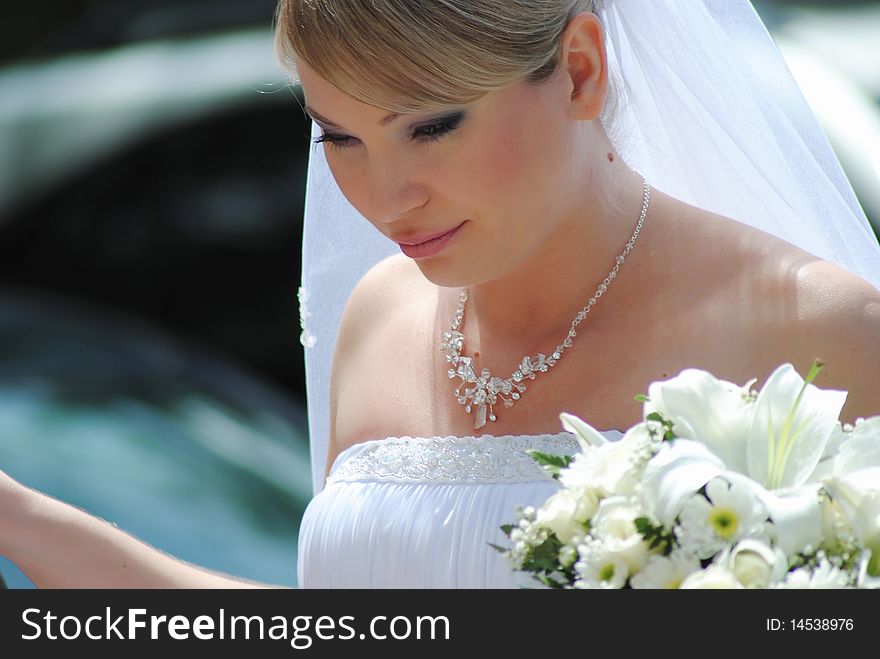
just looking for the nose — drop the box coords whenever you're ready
[366,153,430,225]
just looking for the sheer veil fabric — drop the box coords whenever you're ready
[297,0,880,495]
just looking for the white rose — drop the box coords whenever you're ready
[590,424,658,496]
[679,565,744,589]
[535,487,598,545]
[727,539,787,588]
[590,496,649,573]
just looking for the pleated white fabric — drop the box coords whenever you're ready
[297,429,623,588]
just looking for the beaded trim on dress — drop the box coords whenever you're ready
[326,432,589,485]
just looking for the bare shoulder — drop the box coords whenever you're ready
[341,253,422,324]
[776,253,880,420]
[720,217,880,420]
[324,253,427,475]
[660,199,880,420]
[331,253,429,361]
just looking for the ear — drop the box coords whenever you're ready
[560,12,608,121]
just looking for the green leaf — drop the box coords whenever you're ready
[488,543,509,554]
[645,412,676,442]
[536,574,568,589]
[634,516,676,556]
[527,450,573,469]
[500,524,515,537]
[522,535,565,574]
[527,450,574,479]
[634,394,650,403]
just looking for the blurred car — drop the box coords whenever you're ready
[0,291,311,588]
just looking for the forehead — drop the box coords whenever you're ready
[294,56,389,120]
[293,54,547,127]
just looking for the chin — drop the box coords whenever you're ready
[412,257,493,289]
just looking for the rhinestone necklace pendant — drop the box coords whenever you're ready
[440,307,531,429]
[439,176,651,429]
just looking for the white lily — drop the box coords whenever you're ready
[645,369,755,473]
[747,363,846,490]
[637,364,845,556]
[560,412,610,449]
[639,439,725,527]
[828,417,880,477]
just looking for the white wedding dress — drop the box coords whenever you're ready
[297,429,623,588]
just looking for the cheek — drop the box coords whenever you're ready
[322,152,382,228]
[455,123,537,203]
[451,113,565,242]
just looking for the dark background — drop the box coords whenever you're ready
[0,0,311,403]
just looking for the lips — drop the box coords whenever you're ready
[396,222,466,246]
[396,221,466,259]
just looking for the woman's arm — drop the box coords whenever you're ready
[0,470,286,589]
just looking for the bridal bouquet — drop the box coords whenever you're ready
[498,362,880,588]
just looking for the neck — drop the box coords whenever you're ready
[460,166,649,354]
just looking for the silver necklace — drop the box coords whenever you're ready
[439,175,651,429]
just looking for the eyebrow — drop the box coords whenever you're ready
[304,105,401,128]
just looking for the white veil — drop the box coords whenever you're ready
[296,0,880,495]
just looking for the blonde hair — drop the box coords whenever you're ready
[274,0,616,120]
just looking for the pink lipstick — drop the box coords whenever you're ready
[397,221,466,259]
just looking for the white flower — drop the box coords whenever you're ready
[560,412,611,449]
[679,565,744,589]
[590,496,650,573]
[630,551,701,589]
[778,559,851,589]
[856,550,880,588]
[645,368,756,473]
[535,487,598,545]
[725,538,788,588]
[807,422,856,482]
[819,496,855,547]
[639,439,725,527]
[559,416,660,497]
[506,506,548,567]
[559,544,578,569]
[823,469,880,577]
[746,363,846,490]
[828,417,880,477]
[639,366,836,556]
[676,478,768,559]
[573,540,629,589]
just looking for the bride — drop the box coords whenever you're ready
[1,0,879,588]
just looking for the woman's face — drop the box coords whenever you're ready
[295,57,588,288]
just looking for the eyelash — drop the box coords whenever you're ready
[312,114,464,150]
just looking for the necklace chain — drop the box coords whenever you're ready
[439,175,651,429]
